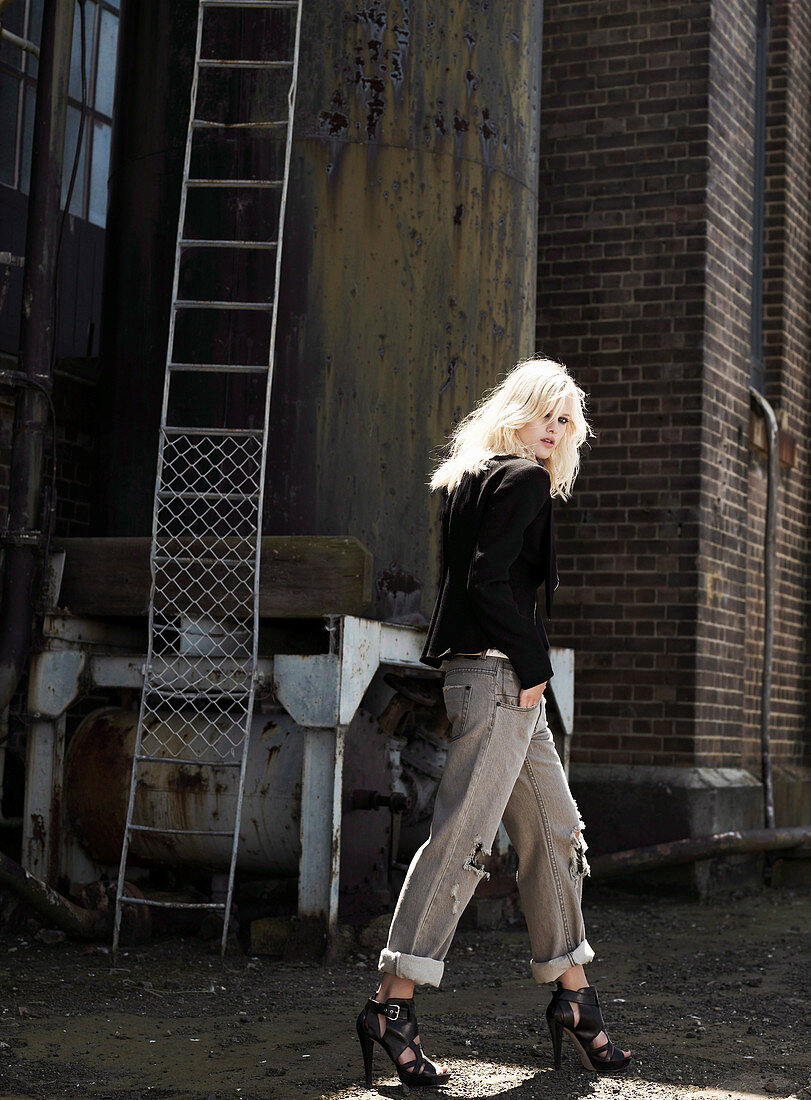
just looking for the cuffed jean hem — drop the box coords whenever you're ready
[530,938,595,984]
[378,948,445,988]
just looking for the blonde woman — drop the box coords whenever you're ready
[356,358,631,1087]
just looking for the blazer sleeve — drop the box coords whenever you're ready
[466,463,554,687]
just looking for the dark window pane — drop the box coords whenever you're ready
[88,118,110,225]
[27,0,45,79]
[0,2,25,70]
[0,72,21,186]
[20,82,35,193]
[69,1,96,104]
[94,8,118,118]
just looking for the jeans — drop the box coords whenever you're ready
[379,654,593,987]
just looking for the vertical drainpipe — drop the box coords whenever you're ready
[0,0,74,710]
[748,1,776,832]
[749,388,777,830]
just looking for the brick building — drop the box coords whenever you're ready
[536,0,810,864]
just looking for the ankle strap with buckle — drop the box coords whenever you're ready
[368,998,412,1022]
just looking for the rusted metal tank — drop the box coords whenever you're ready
[96,1,544,621]
[64,708,303,871]
[267,0,544,619]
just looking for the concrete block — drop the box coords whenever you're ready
[570,764,764,897]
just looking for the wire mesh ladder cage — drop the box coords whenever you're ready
[113,0,304,959]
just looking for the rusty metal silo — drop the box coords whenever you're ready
[265,0,544,619]
[96,1,544,618]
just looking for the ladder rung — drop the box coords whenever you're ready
[152,554,254,565]
[174,299,273,311]
[168,362,269,373]
[185,179,283,188]
[144,688,253,703]
[198,59,293,69]
[145,681,253,695]
[129,824,235,837]
[162,426,264,437]
[120,895,227,911]
[156,489,260,501]
[201,0,298,7]
[135,754,243,767]
[191,118,288,129]
[178,239,278,250]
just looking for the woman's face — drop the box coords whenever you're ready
[516,396,573,461]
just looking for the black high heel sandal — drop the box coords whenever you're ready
[546,982,631,1074]
[356,996,451,1089]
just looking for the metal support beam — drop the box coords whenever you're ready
[21,713,65,884]
[297,725,345,938]
[28,649,85,718]
[273,654,339,728]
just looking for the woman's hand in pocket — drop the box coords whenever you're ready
[518,682,546,708]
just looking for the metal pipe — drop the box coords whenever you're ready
[589,826,811,879]
[0,850,108,939]
[0,0,74,712]
[0,23,41,58]
[749,387,778,829]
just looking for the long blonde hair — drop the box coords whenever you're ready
[430,358,592,499]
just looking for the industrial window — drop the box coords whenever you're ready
[0,0,120,226]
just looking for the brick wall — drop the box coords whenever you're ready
[537,0,810,776]
[537,0,711,766]
[701,0,810,778]
[757,0,811,768]
[696,0,757,768]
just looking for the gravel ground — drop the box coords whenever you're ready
[0,884,809,1100]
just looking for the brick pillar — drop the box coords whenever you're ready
[536,0,811,874]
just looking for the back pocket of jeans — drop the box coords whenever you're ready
[442,683,471,739]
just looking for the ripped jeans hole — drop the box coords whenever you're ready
[462,835,492,882]
[569,821,590,881]
[450,882,461,915]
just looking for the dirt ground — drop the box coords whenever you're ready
[0,883,809,1100]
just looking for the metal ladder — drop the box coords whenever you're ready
[113,0,303,958]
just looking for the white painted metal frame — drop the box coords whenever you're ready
[23,611,574,950]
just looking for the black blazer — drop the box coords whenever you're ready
[421,455,558,687]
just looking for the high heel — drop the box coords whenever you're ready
[356,1014,375,1088]
[545,983,631,1074]
[356,996,451,1088]
[548,1015,564,1069]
